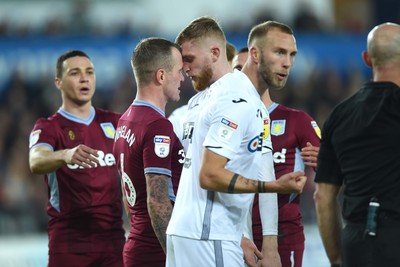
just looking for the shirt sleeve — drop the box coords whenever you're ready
[295,110,321,148]
[29,118,57,151]
[314,114,343,185]
[143,118,177,177]
[203,93,252,160]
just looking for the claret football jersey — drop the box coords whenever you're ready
[29,107,125,253]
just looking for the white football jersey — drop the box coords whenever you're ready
[167,70,273,242]
[168,104,188,143]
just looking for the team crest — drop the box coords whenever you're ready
[100,122,116,139]
[218,117,238,140]
[311,121,321,139]
[29,129,41,148]
[154,135,170,158]
[271,120,286,136]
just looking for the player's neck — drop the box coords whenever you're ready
[261,90,273,108]
[373,64,400,86]
[61,102,93,120]
[211,61,232,85]
[242,64,268,97]
[136,90,167,112]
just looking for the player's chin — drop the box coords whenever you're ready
[172,93,181,102]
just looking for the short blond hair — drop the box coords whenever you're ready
[176,16,226,46]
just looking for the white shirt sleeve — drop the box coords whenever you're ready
[258,151,278,236]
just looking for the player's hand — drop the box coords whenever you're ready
[276,171,306,194]
[241,236,262,267]
[64,144,99,168]
[300,142,320,168]
[258,250,281,267]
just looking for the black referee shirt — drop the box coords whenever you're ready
[315,81,400,223]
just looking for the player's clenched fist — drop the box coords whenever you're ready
[276,171,307,194]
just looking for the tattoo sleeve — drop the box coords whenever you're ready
[145,173,173,253]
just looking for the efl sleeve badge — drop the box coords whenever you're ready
[154,135,171,158]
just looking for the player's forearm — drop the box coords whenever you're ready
[260,235,281,267]
[148,197,172,254]
[199,148,305,194]
[200,169,273,193]
[200,168,304,194]
[29,149,68,174]
[314,187,342,264]
[146,173,173,253]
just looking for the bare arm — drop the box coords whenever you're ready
[259,235,281,267]
[145,173,173,254]
[199,148,307,194]
[241,236,263,267]
[300,142,320,168]
[314,182,342,265]
[29,144,99,174]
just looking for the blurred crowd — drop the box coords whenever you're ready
[0,0,394,235]
[0,52,367,235]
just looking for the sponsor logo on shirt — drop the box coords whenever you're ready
[263,117,270,139]
[311,121,321,139]
[273,148,287,163]
[154,135,170,158]
[248,132,263,153]
[100,122,116,139]
[67,150,116,169]
[29,130,41,148]
[271,120,286,136]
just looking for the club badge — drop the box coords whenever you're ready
[100,122,116,139]
[271,120,286,136]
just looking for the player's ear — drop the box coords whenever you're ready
[156,69,165,84]
[249,46,259,64]
[54,77,62,90]
[362,51,372,67]
[210,46,220,63]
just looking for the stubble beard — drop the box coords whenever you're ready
[260,58,286,91]
[192,64,213,92]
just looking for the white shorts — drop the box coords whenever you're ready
[166,235,245,267]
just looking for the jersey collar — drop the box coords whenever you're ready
[58,106,95,125]
[132,99,165,117]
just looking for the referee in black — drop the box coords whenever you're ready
[314,22,400,267]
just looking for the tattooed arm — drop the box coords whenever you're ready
[145,173,173,254]
[199,148,307,194]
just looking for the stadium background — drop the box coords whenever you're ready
[0,0,398,266]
